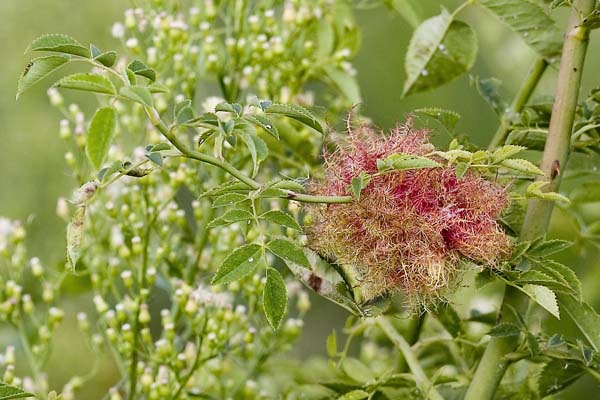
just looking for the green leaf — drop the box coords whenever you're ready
[377,153,441,172]
[526,181,571,203]
[94,51,117,67]
[479,0,562,60]
[488,323,521,337]
[492,145,527,163]
[263,267,287,329]
[211,244,263,285]
[127,60,156,81]
[455,162,469,179]
[501,158,544,175]
[342,358,375,383]
[17,55,69,99]
[66,206,86,271]
[537,359,585,397]
[265,103,324,134]
[506,129,547,152]
[260,210,301,231]
[267,238,311,269]
[145,152,163,166]
[26,33,88,57]
[207,209,253,228]
[519,284,560,319]
[323,65,361,105]
[432,303,463,337]
[470,76,507,117]
[56,73,116,95]
[386,0,422,27]
[211,193,248,208]
[528,238,573,257]
[571,181,600,203]
[350,173,371,200]
[148,82,169,94]
[86,107,117,170]
[337,390,369,400]
[327,330,338,357]
[557,294,600,351]
[244,114,279,139]
[414,107,461,132]
[403,10,477,96]
[174,100,196,125]
[536,260,582,299]
[240,133,268,178]
[119,85,153,107]
[0,382,35,399]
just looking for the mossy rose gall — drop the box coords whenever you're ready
[307,120,511,306]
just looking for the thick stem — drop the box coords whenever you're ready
[378,317,445,400]
[488,58,548,150]
[465,2,594,399]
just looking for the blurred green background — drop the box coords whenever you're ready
[1,0,599,397]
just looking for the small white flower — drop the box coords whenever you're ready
[111,22,125,39]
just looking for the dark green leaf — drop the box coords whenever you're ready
[207,209,253,228]
[240,133,268,178]
[119,85,153,107]
[212,193,248,208]
[94,50,117,67]
[350,173,371,200]
[537,359,585,397]
[479,0,562,60]
[86,107,117,170]
[260,210,301,231]
[471,76,507,116]
[433,303,463,337]
[148,82,169,93]
[211,244,263,285]
[403,10,478,96]
[414,107,461,132]
[488,323,520,337]
[0,382,35,399]
[244,114,279,139]
[529,239,573,257]
[267,238,311,269]
[145,152,163,166]
[265,103,324,134]
[127,60,156,81]
[506,129,547,151]
[56,73,116,95]
[263,267,287,329]
[17,55,69,99]
[26,33,88,57]
[557,294,600,351]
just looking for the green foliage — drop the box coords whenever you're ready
[403,9,477,96]
[478,0,563,60]
[86,107,117,170]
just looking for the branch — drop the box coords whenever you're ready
[377,317,445,400]
[145,107,353,204]
[465,2,596,399]
[488,58,548,150]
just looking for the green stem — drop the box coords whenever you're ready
[488,58,548,150]
[145,107,352,204]
[127,195,153,400]
[465,2,595,399]
[377,317,445,400]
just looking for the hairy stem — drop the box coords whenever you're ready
[466,2,595,399]
[377,317,445,400]
[488,57,548,150]
[145,107,353,204]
